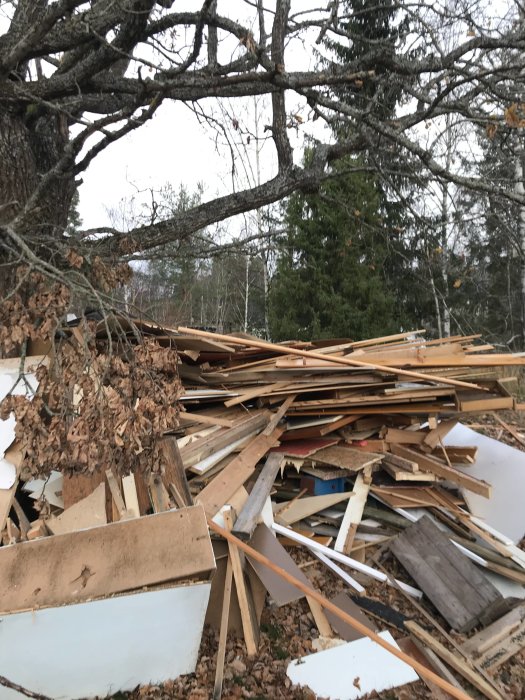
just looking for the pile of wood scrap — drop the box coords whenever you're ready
[2,321,525,699]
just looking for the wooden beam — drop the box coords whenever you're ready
[233,453,283,540]
[223,508,259,656]
[176,327,483,390]
[335,473,370,555]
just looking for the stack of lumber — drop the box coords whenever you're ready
[2,321,525,700]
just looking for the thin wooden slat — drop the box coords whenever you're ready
[223,508,259,656]
[176,327,483,390]
[335,473,370,555]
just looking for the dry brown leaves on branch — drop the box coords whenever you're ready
[0,270,70,355]
[1,327,181,478]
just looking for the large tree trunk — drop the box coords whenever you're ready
[0,107,74,297]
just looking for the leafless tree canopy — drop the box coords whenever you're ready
[0,0,524,297]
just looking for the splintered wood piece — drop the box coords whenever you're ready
[213,550,234,699]
[390,515,503,633]
[233,453,283,540]
[160,436,193,507]
[197,426,284,518]
[421,419,458,452]
[223,508,259,656]
[335,473,370,555]
[460,604,525,659]
[105,469,128,519]
[12,496,30,538]
[405,621,504,700]
[390,444,491,498]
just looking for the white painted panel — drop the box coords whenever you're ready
[287,630,418,699]
[444,424,525,543]
[0,583,211,700]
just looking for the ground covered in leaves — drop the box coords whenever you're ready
[118,412,525,700]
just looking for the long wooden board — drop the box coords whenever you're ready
[0,506,214,614]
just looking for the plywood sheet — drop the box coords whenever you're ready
[46,482,107,535]
[0,506,214,614]
[324,592,377,642]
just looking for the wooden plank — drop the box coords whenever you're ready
[476,619,525,670]
[306,596,334,637]
[384,427,426,445]
[382,453,419,472]
[223,508,259,656]
[262,393,296,436]
[224,381,291,407]
[233,453,283,540]
[160,437,193,507]
[398,637,466,700]
[390,516,503,632]
[213,552,233,700]
[335,473,370,555]
[197,427,284,518]
[180,412,270,469]
[121,475,140,518]
[390,444,491,498]
[405,621,504,700]
[105,469,128,519]
[0,506,215,614]
[274,492,352,526]
[461,604,525,658]
[176,326,483,390]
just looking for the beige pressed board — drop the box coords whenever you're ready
[274,492,353,526]
[0,506,215,614]
[46,482,107,535]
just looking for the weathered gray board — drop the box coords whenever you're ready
[390,515,503,633]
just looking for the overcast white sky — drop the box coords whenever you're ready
[76,1,326,232]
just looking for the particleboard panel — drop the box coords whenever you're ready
[0,506,214,614]
[390,515,503,632]
[310,445,383,471]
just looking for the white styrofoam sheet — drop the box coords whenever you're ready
[0,582,211,699]
[444,423,525,543]
[0,370,38,489]
[287,630,418,699]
